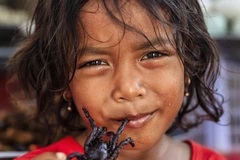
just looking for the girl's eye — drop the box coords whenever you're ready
[142,51,166,60]
[78,60,107,68]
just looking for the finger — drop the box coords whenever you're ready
[56,152,67,160]
[32,152,66,160]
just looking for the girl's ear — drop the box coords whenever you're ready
[184,76,191,97]
[185,77,191,86]
[184,72,191,86]
[63,88,73,112]
[63,88,72,101]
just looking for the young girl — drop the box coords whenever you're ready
[8,0,226,159]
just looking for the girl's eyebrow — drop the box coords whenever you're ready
[81,37,172,55]
[81,46,110,55]
[135,37,172,51]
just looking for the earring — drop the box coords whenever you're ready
[185,78,191,97]
[63,91,72,111]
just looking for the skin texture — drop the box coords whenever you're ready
[34,1,190,160]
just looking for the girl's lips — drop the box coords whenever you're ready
[114,111,155,128]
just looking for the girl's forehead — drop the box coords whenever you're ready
[79,0,174,47]
[80,1,153,30]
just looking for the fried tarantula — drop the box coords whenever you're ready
[67,107,135,160]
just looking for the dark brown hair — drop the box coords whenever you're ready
[7,0,224,142]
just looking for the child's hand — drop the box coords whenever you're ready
[32,152,66,160]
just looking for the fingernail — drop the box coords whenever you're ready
[56,152,66,159]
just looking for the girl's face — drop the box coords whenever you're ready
[68,1,184,150]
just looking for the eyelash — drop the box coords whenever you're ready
[141,51,167,60]
[78,60,108,68]
[78,51,168,68]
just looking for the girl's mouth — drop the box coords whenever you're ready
[114,110,156,128]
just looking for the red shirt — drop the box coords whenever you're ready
[14,137,84,160]
[15,136,226,160]
[185,140,226,160]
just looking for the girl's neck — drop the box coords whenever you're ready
[117,134,170,160]
[76,133,190,160]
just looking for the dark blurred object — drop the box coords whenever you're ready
[0,25,23,46]
[5,0,28,10]
[0,151,27,159]
[1,0,37,14]
[0,75,48,152]
[0,26,24,72]
[0,109,47,151]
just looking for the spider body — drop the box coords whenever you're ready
[67,107,135,160]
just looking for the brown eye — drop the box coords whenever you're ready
[142,51,166,60]
[78,60,107,68]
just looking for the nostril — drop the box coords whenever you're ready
[112,87,146,103]
[111,77,147,102]
[137,93,143,97]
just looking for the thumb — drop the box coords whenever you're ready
[56,152,67,160]
[32,152,67,160]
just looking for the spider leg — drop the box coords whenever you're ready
[82,107,99,152]
[82,107,96,129]
[109,137,135,160]
[84,127,98,152]
[109,119,129,151]
[107,131,115,150]
[82,108,109,153]
[66,152,84,160]
[96,126,108,139]
[82,107,108,141]
[84,126,107,150]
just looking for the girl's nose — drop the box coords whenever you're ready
[111,66,147,103]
